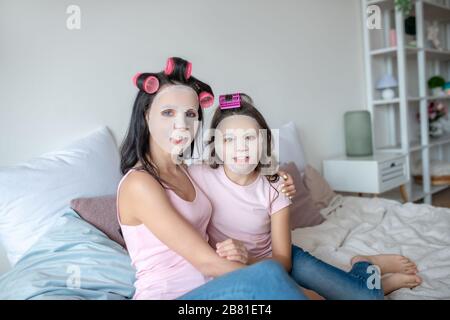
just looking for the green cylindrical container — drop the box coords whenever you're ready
[344,111,373,157]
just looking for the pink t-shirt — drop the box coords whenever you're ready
[117,167,213,300]
[188,165,291,260]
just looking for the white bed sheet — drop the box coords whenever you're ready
[291,196,450,300]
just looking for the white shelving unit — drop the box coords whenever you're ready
[362,0,450,204]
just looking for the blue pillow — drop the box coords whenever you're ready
[0,209,135,300]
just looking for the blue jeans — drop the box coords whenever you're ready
[178,260,307,300]
[290,245,384,300]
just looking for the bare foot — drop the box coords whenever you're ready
[351,254,418,275]
[382,273,422,295]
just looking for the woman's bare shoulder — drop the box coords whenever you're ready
[120,169,163,196]
[118,170,168,225]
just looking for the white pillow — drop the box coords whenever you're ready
[0,126,122,266]
[277,121,307,172]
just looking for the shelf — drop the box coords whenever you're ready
[381,183,423,202]
[373,98,400,105]
[364,0,450,205]
[422,0,450,22]
[426,94,450,101]
[425,48,450,61]
[370,47,450,61]
[382,182,450,203]
[376,134,450,153]
[431,184,450,195]
[373,97,422,105]
[370,47,420,57]
[410,140,423,152]
[429,133,450,148]
[366,0,450,22]
[373,95,450,105]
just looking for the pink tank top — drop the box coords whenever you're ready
[116,166,213,300]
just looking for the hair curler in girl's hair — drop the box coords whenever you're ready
[164,57,192,80]
[132,73,160,94]
[219,93,242,110]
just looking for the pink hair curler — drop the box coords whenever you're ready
[199,92,214,109]
[133,73,160,94]
[219,93,241,110]
[142,75,159,94]
[164,57,192,80]
[132,73,142,86]
[185,61,192,80]
[164,57,175,76]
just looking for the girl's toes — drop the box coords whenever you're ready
[404,268,417,275]
[403,263,416,271]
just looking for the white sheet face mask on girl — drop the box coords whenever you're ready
[147,85,200,159]
[215,115,263,175]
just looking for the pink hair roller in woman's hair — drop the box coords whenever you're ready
[164,57,192,80]
[185,61,192,80]
[132,73,160,94]
[219,93,241,110]
[164,58,175,76]
[142,76,159,94]
[199,91,214,109]
[132,73,142,86]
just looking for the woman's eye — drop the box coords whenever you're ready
[186,110,197,118]
[224,137,233,143]
[161,109,174,117]
[245,135,256,141]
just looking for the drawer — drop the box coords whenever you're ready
[379,157,408,192]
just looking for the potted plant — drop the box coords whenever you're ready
[418,101,449,138]
[428,76,446,96]
[395,0,413,15]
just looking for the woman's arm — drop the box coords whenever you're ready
[119,170,245,278]
[276,170,296,199]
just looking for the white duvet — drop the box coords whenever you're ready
[291,196,450,300]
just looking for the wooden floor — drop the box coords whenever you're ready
[432,187,450,208]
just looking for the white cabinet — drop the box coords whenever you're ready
[323,153,409,197]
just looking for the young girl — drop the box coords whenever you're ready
[187,93,422,299]
[117,57,307,300]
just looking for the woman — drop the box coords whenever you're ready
[117,57,306,300]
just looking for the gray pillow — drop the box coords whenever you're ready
[279,162,325,229]
[70,195,125,248]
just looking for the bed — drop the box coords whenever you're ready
[291,195,450,300]
[1,123,449,300]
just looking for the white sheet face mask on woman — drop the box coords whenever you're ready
[146,85,200,159]
[215,115,263,175]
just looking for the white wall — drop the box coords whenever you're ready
[0,0,366,170]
